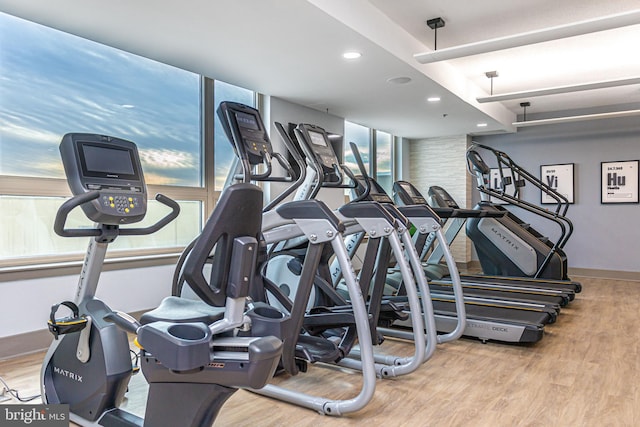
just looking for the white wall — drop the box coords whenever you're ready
[0,264,174,338]
[267,96,346,210]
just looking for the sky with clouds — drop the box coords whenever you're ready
[0,12,385,193]
[0,12,202,186]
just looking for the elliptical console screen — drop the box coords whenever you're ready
[219,102,272,164]
[235,111,260,131]
[297,124,337,174]
[308,130,328,147]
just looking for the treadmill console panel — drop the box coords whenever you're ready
[356,176,393,204]
[59,133,147,224]
[218,102,272,166]
[428,186,459,209]
[394,181,428,205]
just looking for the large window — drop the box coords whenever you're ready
[0,14,202,186]
[375,130,393,194]
[344,121,371,175]
[0,13,252,270]
[343,121,395,194]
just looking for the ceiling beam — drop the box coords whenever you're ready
[477,77,640,103]
[512,109,640,127]
[414,9,640,64]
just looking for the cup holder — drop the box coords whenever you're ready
[167,323,208,341]
[246,303,289,339]
[252,306,285,319]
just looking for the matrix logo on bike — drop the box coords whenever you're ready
[53,366,83,382]
[2,405,68,426]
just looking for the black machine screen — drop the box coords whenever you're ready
[400,183,418,197]
[79,143,138,178]
[400,182,427,204]
[235,111,260,130]
[308,130,328,147]
[371,180,392,203]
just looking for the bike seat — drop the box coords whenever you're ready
[141,296,225,325]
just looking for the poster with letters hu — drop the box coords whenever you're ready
[601,160,639,204]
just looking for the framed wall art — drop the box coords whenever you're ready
[540,163,575,204]
[601,160,639,204]
[488,167,516,204]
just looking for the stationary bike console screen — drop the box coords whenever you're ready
[79,143,138,178]
[59,133,147,224]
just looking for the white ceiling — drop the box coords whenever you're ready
[1,0,639,139]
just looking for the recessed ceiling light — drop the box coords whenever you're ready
[387,76,412,84]
[477,123,488,127]
[342,51,362,60]
[427,96,441,102]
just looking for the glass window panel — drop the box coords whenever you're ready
[375,130,393,194]
[0,196,201,261]
[344,121,370,175]
[0,13,202,187]
[213,80,255,190]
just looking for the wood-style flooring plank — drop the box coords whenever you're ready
[1,276,639,426]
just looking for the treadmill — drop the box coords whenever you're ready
[293,123,555,344]
[356,177,560,316]
[393,180,580,300]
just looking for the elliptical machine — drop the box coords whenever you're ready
[41,133,282,426]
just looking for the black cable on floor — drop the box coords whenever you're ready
[0,375,41,402]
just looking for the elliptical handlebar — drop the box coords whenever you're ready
[261,122,309,212]
[348,141,371,203]
[54,192,180,238]
[293,127,325,200]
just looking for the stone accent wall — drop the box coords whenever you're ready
[408,135,472,263]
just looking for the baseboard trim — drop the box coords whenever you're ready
[0,329,52,361]
[461,261,637,282]
[0,310,148,361]
[568,268,640,282]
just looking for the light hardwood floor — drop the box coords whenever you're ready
[1,276,638,426]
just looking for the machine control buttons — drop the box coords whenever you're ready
[101,194,140,214]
